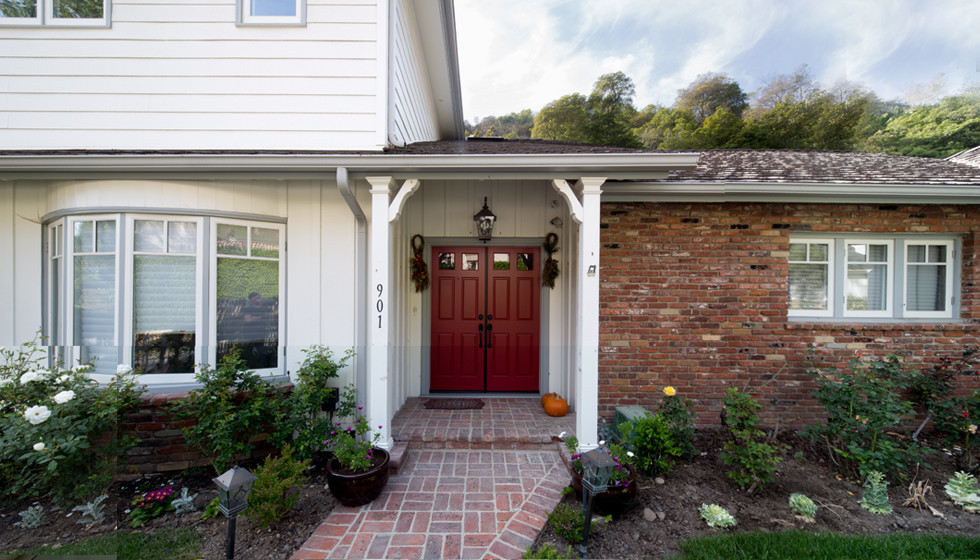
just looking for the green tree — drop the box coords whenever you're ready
[532,72,642,148]
[864,94,980,158]
[675,72,749,123]
[465,109,534,139]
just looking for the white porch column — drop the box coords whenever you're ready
[366,176,395,450]
[575,178,605,449]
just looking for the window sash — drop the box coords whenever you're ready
[45,0,108,25]
[904,242,953,318]
[788,240,834,318]
[237,0,304,25]
[842,240,893,318]
[66,216,119,374]
[0,0,42,25]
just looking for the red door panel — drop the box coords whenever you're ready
[430,247,485,391]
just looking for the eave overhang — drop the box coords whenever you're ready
[602,180,980,205]
[0,152,701,181]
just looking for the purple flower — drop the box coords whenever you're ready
[378,425,383,429]
[357,405,363,410]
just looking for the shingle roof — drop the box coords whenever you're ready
[662,149,980,185]
[948,146,980,168]
[383,138,649,155]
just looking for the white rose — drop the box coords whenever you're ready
[0,377,12,387]
[53,390,75,404]
[33,442,45,452]
[24,405,52,425]
[116,364,132,375]
[19,371,40,384]
[57,374,72,384]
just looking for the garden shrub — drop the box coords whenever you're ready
[244,444,309,527]
[522,542,576,559]
[858,470,892,514]
[657,386,698,459]
[546,503,608,544]
[804,355,927,481]
[907,347,979,473]
[619,412,681,477]
[169,349,286,473]
[944,471,980,513]
[276,345,353,461]
[720,387,783,495]
[0,336,143,504]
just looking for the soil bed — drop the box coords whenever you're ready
[0,460,336,560]
[533,430,979,559]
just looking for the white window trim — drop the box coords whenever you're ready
[236,0,305,26]
[123,215,205,386]
[65,214,121,380]
[903,240,955,319]
[788,238,835,318]
[842,239,894,319]
[209,218,286,375]
[47,213,285,386]
[1,0,110,26]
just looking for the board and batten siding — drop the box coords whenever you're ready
[0,0,385,151]
[388,0,437,146]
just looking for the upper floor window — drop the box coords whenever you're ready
[46,213,284,384]
[788,236,956,321]
[237,0,304,25]
[0,0,109,26]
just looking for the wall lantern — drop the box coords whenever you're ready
[473,197,496,242]
[213,466,257,560]
[579,447,618,558]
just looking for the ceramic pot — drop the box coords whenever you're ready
[325,448,390,507]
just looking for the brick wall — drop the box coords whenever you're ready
[119,389,285,476]
[599,201,980,427]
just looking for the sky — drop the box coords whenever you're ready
[454,0,980,124]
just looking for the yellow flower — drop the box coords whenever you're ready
[969,424,977,435]
[663,386,676,397]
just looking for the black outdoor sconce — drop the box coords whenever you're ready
[474,197,496,242]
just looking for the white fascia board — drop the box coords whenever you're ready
[0,152,700,180]
[412,0,464,140]
[602,181,980,204]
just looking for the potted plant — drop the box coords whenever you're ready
[323,386,390,507]
[565,437,638,515]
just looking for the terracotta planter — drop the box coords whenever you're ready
[570,467,638,516]
[325,448,390,507]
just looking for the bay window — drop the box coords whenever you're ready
[46,213,284,383]
[788,236,956,320]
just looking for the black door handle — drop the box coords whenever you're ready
[486,324,493,349]
[478,323,484,348]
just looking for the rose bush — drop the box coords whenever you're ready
[0,336,143,504]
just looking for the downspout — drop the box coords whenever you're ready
[337,167,368,404]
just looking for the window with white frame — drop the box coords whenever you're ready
[237,0,304,25]
[46,214,284,383]
[0,0,109,26]
[788,236,956,320]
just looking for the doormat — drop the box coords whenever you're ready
[423,398,486,410]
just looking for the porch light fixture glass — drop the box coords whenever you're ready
[213,466,257,560]
[474,197,496,242]
[579,447,617,558]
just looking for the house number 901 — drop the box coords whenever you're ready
[376,284,384,328]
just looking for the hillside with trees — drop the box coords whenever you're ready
[465,66,980,158]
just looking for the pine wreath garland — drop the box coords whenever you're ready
[543,232,560,289]
[411,234,429,292]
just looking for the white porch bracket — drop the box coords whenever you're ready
[388,179,421,223]
[562,177,606,450]
[364,175,398,450]
[551,179,584,225]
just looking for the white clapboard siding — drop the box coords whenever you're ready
[388,0,437,145]
[0,0,388,150]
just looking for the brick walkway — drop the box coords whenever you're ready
[291,397,575,560]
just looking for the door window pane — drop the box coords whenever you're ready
[517,253,533,271]
[462,253,479,271]
[493,253,510,270]
[438,253,455,270]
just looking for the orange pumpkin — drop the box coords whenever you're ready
[543,394,569,417]
[541,392,558,407]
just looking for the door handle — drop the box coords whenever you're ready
[478,323,484,348]
[486,324,493,349]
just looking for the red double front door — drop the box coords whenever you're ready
[430,246,541,392]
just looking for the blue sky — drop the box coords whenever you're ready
[454,0,980,124]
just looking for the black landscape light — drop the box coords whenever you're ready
[213,466,257,560]
[579,447,617,558]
